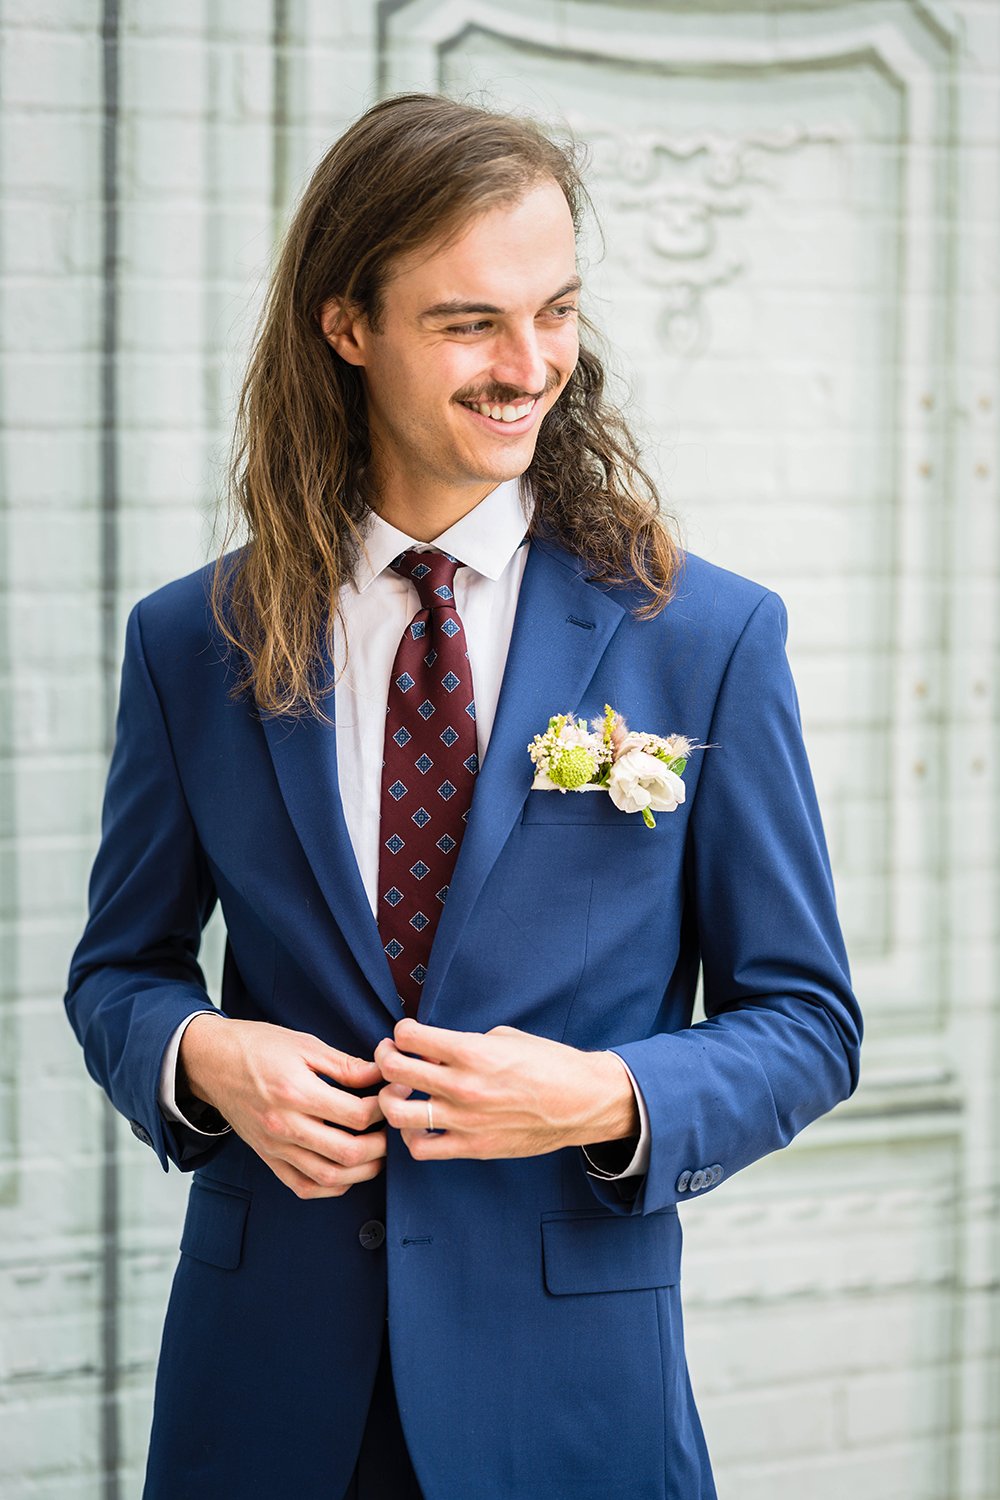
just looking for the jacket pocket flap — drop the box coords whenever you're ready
[541,1208,681,1296]
[180,1177,251,1270]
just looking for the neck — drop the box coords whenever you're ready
[373,479,502,543]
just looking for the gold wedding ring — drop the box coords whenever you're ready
[426,1099,435,1133]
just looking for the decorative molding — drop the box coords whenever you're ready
[570,118,847,356]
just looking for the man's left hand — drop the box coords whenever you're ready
[375,1019,639,1161]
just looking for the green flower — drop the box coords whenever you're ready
[549,745,597,789]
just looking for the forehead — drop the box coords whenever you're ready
[384,178,578,316]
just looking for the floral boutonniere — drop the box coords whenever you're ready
[527,704,695,829]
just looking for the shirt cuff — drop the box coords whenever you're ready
[582,1053,651,1180]
[158,1012,233,1136]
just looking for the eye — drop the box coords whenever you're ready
[546,303,579,320]
[447,321,491,336]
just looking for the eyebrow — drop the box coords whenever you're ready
[417,275,582,322]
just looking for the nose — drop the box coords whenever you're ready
[488,322,550,398]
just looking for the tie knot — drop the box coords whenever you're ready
[390,548,464,611]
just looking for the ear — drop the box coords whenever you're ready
[320,296,369,368]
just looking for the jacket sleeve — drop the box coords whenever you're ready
[64,600,228,1173]
[590,589,863,1216]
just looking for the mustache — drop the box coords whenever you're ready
[456,376,558,406]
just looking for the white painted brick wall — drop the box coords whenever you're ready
[1,2,997,1498]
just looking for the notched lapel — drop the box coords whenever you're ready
[416,538,626,1025]
[258,684,402,1023]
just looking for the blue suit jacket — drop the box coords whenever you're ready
[65,538,861,1500]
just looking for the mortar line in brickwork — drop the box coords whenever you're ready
[271,0,292,227]
[98,2,122,1498]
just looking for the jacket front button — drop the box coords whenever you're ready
[359,1219,386,1251]
[675,1170,692,1192]
[130,1120,152,1147]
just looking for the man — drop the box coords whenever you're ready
[65,93,861,1500]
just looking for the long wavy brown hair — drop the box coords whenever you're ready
[213,92,681,718]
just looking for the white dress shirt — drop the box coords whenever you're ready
[158,475,650,1179]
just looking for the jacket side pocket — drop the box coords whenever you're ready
[541,1206,681,1295]
[179,1176,252,1271]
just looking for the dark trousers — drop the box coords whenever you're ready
[344,1323,424,1500]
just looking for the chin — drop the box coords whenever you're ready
[471,454,536,486]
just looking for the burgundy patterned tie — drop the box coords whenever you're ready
[377,548,479,1016]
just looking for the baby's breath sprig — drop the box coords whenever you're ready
[527,711,606,792]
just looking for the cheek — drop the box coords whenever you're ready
[370,359,443,434]
[547,328,579,384]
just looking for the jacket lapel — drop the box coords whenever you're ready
[259,696,403,1020]
[259,536,626,1029]
[416,538,625,1023]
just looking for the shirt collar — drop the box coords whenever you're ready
[350,475,534,594]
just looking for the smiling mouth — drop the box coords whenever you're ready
[458,396,539,425]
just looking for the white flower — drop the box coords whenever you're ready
[559,722,598,750]
[615,729,691,765]
[616,731,649,758]
[530,767,562,792]
[608,748,686,816]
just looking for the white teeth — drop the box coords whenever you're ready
[468,399,535,424]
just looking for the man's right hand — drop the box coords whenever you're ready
[179,1015,386,1200]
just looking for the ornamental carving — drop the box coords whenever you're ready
[569,117,846,355]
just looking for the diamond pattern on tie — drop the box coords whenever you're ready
[377,548,479,1016]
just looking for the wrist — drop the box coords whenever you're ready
[578,1050,640,1147]
[178,1012,232,1113]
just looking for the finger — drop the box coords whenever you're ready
[379,1085,457,1135]
[399,1127,467,1161]
[307,1043,384,1091]
[301,1078,385,1131]
[264,1147,384,1199]
[282,1141,386,1189]
[293,1122,389,1168]
[262,1155,328,1198]
[376,1040,458,1098]
[393,1018,480,1066]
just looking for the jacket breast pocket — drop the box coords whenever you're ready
[179,1176,252,1271]
[540,1207,682,1296]
[521,789,664,829]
